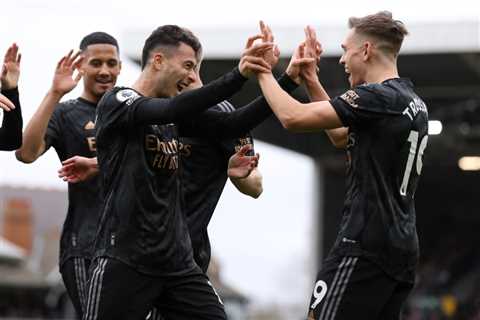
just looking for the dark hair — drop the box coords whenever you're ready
[348,11,408,57]
[141,25,202,69]
[79,32,119,52]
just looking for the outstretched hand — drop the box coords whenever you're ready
[227,144,260,179]
[286,26,322,84]
[259,21,280,69]
[51,50,84,96]
[58,156,98,183]
[0,93,15,112]
[239,34,274,78]
[1,43,21,90]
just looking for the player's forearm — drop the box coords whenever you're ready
[16,90,63,162]
[303,78,348,148]
[216,73,298,136]
[179,74,298,139]
[134,67,247,125]
[0,88,23,150]
[257,72,310,132]
[230,168,263,198]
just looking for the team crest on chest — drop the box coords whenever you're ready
[84,120,95,130]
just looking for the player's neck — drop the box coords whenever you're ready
[80,91,101,104]
[364,61,399,85]
[132,73,157,98]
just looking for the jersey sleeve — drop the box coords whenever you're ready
[178,73,298,138]
[330,85,399,127]
[44,105,64,153]
[0,88,23,151]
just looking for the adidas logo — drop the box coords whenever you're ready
[84,121,95,130]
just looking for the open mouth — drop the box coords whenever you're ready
[176,81,189,93]
[96,78,113,85]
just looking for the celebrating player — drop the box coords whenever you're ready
[256,12,427,319]
[15,32,121,318]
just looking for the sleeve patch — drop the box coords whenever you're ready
[339,90,360,108]
[116,89,140,106]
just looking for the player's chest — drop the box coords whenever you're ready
[143,124,179,173]
[62,111,97,154]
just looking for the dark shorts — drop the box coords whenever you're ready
[307,256,413,320]
[60,257,91,318]
[83,257,226,320]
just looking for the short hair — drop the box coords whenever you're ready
[348,11,408,57]
[141,25,202,69]
[79,32,119,53]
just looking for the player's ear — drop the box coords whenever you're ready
[152,52,165,71]
[362,41,372,62]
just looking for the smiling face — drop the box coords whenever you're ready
[153,43,198,98]
[339,29,368,88]
[80,44,121,102]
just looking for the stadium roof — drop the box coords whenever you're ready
[123,20,479,59]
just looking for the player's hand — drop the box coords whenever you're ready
[1,43,21,90]
[300,26,323,83]
[239,35,274,78]
[0,93,15,111]
[58,156,98,183]
[259,21,280,70]
[51,50,83,96]
[286,26,322,85]
[227,144,260,179]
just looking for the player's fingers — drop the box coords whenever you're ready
[238,144,253,156]
[244,42,273,56]
[17,52,22,65]
[11,43,19,60]
[74,71,83,84]
[56,56,67,69]
[69,51,81,66]
[274,45,280,58]
[245,34,264,49]
[243,56,271,70]
[64,50,74,66]
[244,62,271,74]
[267,24,274,43]
[259,21,267,40]
[0,102,12,111]
[295,57,317,65]
[0,95,15,110]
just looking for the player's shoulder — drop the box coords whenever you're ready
[99,87,140,108]
[54,98,87,117]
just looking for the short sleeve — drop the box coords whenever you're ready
[330,85,399,127]
[44,106,63,152]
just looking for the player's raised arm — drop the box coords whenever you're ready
[0,43,23,151]
[256,36,343,133]
[297,26,348,147]
[16,51,83,162]
[113,36,273,128]
[178,21,298,139]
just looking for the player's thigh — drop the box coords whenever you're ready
[156,272,226,320]
[83,257,160,320]
[308,256,396,320]
[60,257,90,318]
[378,281,414,320]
